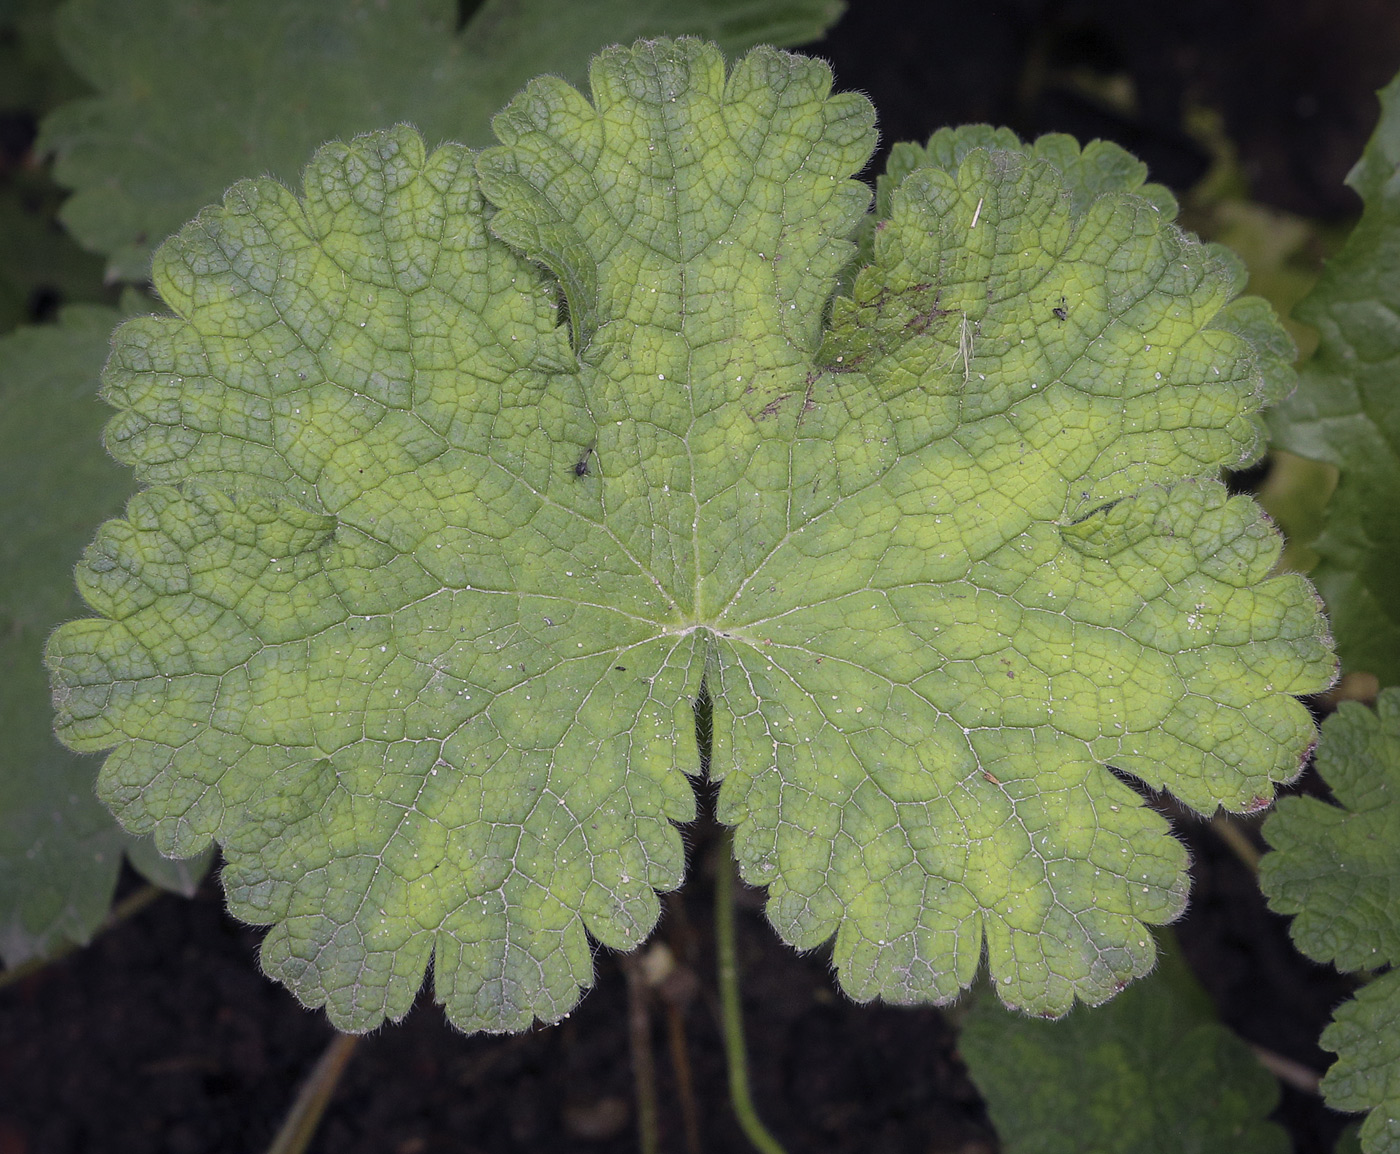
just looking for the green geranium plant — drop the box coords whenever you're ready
[45,37,1332,1037]
[14,16,1400,1152]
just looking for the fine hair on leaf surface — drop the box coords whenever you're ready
[46,38,1335,1034]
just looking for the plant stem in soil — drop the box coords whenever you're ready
[715,828,788,1154]
[264,1031,360,1154]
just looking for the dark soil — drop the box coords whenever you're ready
[3,2,1396,1152]
[0,796,1362,1154]
[1,816,1002,1154]
[810,0,1400,221]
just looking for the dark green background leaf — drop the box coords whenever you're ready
[1262,691,1400,1153]
[0,306,132,963]
[38,0,844,281]
[959,931,1288,1154]
[0,166,110,336]
[0,0,89,116]
[0,305,207,966]
[1268,72,1400,687]
[1320,969,1400,1154]
[1261,692,1400,973]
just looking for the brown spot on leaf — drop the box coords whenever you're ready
[757,393,792,419]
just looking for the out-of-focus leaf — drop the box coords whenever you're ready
[1194,201,1328,358]
[1261,690,1400,1153]
[1320,969,1400,1154]
[959,931,1288,1154]
[0,0,89,115]
[123,836,212,897]
[0,301,210,966]
[0,167,111,335]
[1339,1121,1368,1154]
[1268,72,1400,686]
[1261,692,1400,972]
[1254,448,1338,575]
[0,305,133,965]
[0,0,110,337]
[38,0,845,281]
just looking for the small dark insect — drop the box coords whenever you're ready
[573,444,596,478]
[1052,295,1068,323]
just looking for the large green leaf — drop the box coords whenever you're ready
[1261,690,1400,1152]
[1268,72,1400,687]
[47,41,1333,1033]
[37,0,844,282]
[959,931,1288,1154]
[0,305,212,967]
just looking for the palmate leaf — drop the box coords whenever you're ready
[1267,72,1400,687]
[1261,691,1400,1152]
[37,0,844,282]
[959,930,1287,1154]
[47,40,1334,1033]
